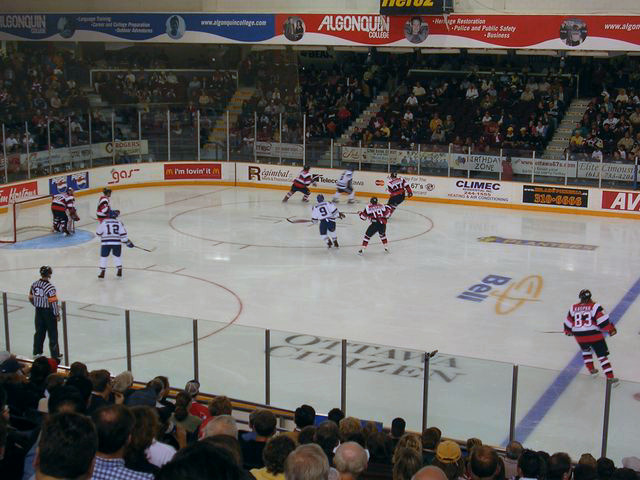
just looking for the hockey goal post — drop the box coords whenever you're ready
[0,194,53,244]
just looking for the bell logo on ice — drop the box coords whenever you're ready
[458,274,543,315]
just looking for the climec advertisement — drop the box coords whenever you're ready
[2,13,640,50]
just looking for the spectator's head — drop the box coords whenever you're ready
[153,375,170,400]
[89,369,112,395]
[579,454,597,469]
[252,408,277,438]
[30,356,53,384]
[334,441,369,479]
[202,414,238,439]
[412,466,448,480]
[573,464,597,480]
[432,440,463,480]
[112,371,133,395]
[263,435,297,475]
[328,408,345,425]
[422,427,442,450]
[391,417,406,439]
[64,375,93,409]
[394,433,422,459]
[174,391,192,422]
[36,412,97,480]
[339,417,362,441]
[548,453,572,480]
[393,447,423,480]
[157,441,241,480]
[48,384,87,414]
[202,434,243,467]
[298,425,317,445]
[367,431,392,464]
[92,404,135,456]
[315,420,340,455]
[285,444,330,480]
[208,395,233,417]
[598,458,616,480]
[517,450,543,480]
[466,438,482,455]
[469,445,500,480]
[126,406,159,458]
[185,379,200,397]
[295,404,316,429]
[505,441,523,460]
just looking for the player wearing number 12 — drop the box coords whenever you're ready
[311,195,344,248]
[96,210,135,278]
[564,289,618,382]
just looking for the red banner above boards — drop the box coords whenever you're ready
[379,0,450,16]
[274,14,640,50]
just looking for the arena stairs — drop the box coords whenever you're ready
[542,97,591,160]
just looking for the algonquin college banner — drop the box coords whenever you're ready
[2,13,640,50]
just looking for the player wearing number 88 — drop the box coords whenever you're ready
[311,195,344,248]
[564,289,618,382]
[95,210,135,279]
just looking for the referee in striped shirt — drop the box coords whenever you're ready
[28,266,62,360]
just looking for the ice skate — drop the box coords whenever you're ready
[333,239,339,248]
[98,269,105,279]
[117,267,122,277]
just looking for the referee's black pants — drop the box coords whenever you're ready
[33,307,60,358]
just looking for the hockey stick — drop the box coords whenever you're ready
[539,330,565,334]
[133,245,155,253]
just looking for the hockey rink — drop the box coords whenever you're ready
[1,185,640,461]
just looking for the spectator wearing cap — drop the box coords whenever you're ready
[469,445,500,480]
[503,441,522,480]
[240,408,277,470]
[112,371,134,404]
[184,379,209,420]
[284,404,316,443]
[0,356,31,417]
[251,435,297,480]
[432,440,463,480]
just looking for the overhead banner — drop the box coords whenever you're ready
[2,13,640,50]
[379,0,448,16]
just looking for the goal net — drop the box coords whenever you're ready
[0,195,54,244]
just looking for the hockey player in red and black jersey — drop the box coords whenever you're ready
[358,197,393,255]
[51,188,79,235]
[387,171,413,210]
[565,289,618,382]
[97,187,118,222]
[282,166,319,203]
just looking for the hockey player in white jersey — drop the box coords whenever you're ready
[332,169,355,204]
[311,194,345,248]
[95,210,134,278]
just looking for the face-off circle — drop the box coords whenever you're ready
[169,200,434,248]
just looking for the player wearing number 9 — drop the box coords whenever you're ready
[95,210,135,279]
[564,289,618,382]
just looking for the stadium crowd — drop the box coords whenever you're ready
[568,61,640,163]
[1,352,639,480]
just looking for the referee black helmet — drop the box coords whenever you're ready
[40,266,52,278]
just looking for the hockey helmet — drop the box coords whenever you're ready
[302,165,310,172]
[317,194,325,203]
[390,171,397,178]
[579,289,592,303]
[103,188,112,196]
[108,210,120,219]
[40,266,52,278]
[370,197,378,204]
[67,188,74,195]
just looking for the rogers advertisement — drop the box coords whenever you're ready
[164,163,222,180]
[0,181,38,207]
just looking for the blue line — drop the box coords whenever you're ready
[507,276,640,445]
